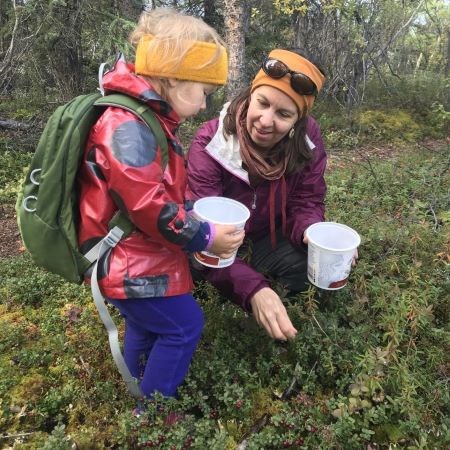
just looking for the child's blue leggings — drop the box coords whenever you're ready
[108,294,204,399]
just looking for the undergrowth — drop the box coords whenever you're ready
[0,142,449,449]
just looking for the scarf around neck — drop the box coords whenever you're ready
[235,100,288,248]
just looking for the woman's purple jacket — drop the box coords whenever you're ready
[187,115,327,312]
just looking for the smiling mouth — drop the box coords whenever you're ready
[254,127,272,137]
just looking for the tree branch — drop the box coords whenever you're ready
[0,118,31,130]
[0,0,19,76]
[375,0,425,60]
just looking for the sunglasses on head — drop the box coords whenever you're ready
[262,58,317,96]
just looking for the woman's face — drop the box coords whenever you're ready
[167,80,216,122]
[246,85,299,149]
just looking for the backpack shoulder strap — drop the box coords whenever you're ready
[94,94,169,168]
[93,93,171,241]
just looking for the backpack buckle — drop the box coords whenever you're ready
[104,227,125,248]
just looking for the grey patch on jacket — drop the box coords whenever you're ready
[124,274,169,298]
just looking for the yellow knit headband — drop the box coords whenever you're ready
[251,49,325,116]
[135,35,228,85]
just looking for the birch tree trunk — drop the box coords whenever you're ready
[446,29,450,77]
[223,0,247,100]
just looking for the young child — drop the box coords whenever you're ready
[77,8,244,399]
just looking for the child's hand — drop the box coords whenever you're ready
[209,224,245,259]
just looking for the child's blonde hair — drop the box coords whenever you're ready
[130,8,225,73]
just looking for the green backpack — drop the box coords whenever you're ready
[16,92,168,398]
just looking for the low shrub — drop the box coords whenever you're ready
[0,121,448,448]
[364,72,449,113]
[0,151,32,204]
[357,109,421,143]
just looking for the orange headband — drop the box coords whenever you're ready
[135,35,228,85]
[251,49,325,116]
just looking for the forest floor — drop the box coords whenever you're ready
[0,203,22,259]
[0,137,447,260]
[0,136,448,450]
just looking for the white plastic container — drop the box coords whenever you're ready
[305,222,360,290]
[192,196,250,268]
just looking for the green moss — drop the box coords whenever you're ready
[1,142,449,449]
[11,372,47,404]
[357,109,421,142]
[249,388,282,420]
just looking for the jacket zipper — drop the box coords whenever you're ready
[251,189,257,210]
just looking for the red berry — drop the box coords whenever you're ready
[235,400,243,408]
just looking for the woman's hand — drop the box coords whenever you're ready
[250,287,298,341]
[352,248,359,266]
[209,224,245,259]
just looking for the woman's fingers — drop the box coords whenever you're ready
[250,288,297,341]
[352,248,359,266]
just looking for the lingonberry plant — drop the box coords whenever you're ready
[1,141,448,449]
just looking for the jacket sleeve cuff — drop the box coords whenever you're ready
[205,222,216,251]
[184,221,211,253]
[202,259,271,313]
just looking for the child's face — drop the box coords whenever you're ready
[168,81,217,122]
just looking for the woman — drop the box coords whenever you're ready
[77,8,244,399]
[187,48,326,341]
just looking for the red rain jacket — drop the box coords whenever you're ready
[78,59,200,299]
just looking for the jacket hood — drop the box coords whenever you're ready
[100,55,180,128]
[205,102,249,183]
